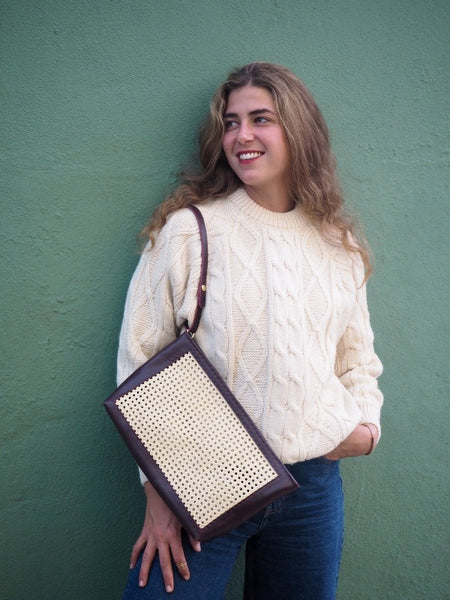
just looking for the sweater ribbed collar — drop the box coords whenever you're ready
[229,188,306,230]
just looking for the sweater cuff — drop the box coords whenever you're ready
[359,407,381,439]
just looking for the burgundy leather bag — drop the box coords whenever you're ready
[104,205,298,542]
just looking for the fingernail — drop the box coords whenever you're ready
[139,580,145,588]
[166,584,173,593]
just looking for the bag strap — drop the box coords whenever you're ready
[186,205,208,335]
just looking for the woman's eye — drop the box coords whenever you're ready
[224,120,238,131]
[255,116,269,124]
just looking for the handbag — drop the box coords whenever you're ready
[104,205,299,542]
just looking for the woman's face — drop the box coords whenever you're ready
[222,85,290,210]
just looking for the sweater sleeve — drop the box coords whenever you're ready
[334,261,384,433]
[116,240,175,387]
[116,210,202,484]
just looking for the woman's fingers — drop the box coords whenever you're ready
[158,543,179,593]
[130,534,148,569]
[132,535,201,591]
[189,536,201,553]
[174,552,190,582]
[137,544,157,588]
[136,542,191,592]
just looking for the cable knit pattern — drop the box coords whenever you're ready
[117,188,383,472]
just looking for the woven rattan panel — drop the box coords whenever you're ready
[116,352,277,528]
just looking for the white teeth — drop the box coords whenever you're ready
[239,152,262,160]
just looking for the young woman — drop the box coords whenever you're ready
[117,62,383,600]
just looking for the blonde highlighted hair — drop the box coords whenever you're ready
[143,62,372,277]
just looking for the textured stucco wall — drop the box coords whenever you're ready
[1,1,449,599]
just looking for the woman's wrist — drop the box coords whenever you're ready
[361,423,378,455]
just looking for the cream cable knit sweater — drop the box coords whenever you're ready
[117,188,383,482]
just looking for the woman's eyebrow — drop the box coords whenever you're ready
[223,108,276,118]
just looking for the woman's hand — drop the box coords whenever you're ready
[325,424,379,461]
[129,482,201,593]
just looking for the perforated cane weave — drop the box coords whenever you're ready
[116,351,277,529]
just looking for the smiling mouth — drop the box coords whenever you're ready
[237,151,264,160]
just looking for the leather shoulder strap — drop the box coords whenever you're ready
[187,205,208,335]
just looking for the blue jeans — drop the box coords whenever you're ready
[122,458,344,600]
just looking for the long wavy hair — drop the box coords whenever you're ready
[142,62,372,277]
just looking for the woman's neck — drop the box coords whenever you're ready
[244,184,295,213]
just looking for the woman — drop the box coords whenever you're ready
[118,62,383,599]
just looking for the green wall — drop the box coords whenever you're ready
[1,1,448,598]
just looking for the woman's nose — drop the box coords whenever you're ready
[237,124,254,143]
